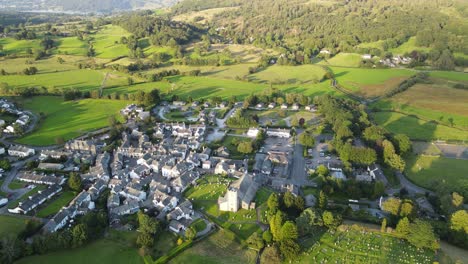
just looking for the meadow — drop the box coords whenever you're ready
[249,64,327,84]
[15,96,129,145]
[297,225,434,264]
[91,25,131,59]
[330,66,414,98]
[405,155,468,192]
[54,37,88,56]
[0,37,42,55]
[16,230,142,264]
[372,82,468,129]
[372,111,468,141]
[318,53,363,67]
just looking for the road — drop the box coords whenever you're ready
[392,171,434,196]
[290,136,308,186]
[216,105,240,128]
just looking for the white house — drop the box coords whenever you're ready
[267,128,290,138]
[362,54,372,60]
[247,128,260,138]
[8,145,35,157]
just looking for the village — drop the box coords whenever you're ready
[0,97,439,241]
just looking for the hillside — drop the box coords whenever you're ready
[171,0,468,67]
[0,0,179,13]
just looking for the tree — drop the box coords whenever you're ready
[185,227,196,241]
[279,239,300,261]
[408,220,439,251]
[316,165,329,177]
[137,211,159,235]
[267,193,280,214]
[281,221,298,241]
[0,236,20,264]
[381,218,387,232]
[296,208,323,236]
[299,132,315,147]
[450,210,468,233]
[318,190,328,209]
[392,134,411,155]
[260,245,281,264]
[283,191,295,208]
[382,197,401,216]
[68,172,82,192]
[0,159,11,171]
[435,49,455,70]
[237,141,254,154]
[400,200,414,218]
[373,181,385,199]
[270,211,284,241]
[452,192,464,208]
[396,217,411,238]
[137,233,154,248]
[71,224,88,248]
[246,232,264,249]
[262,230,273,244]
[322,211,336,229]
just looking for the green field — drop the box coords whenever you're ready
[372,111,468,141]
[249,64,327,84]
[36,191,76,218]
[15,96,129,145]
[92,25,131,59]
[405,155,468,192]
[0,215,28,237]
[318,53,363,67]
[170,230,257,264]
[16,230,142,264]
[55,37,88,56]
[372,82,468,129]
[0,37,42,55]
[429,71,468,82]
[390,37,432,55]
[331,66,414,98]
[297,226,434,264]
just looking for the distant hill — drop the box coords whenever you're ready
[0,0,179,13]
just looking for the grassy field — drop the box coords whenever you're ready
[0,37,42,55]
[170,230,257,264]
[249,64,327,84]
[92,25,131,59]
[372,82,468,129]
[318,53,363,67]
[331,66,414,98]
[405,155,468,192]
[297,226,434,264]
[0,215,28,237]
[36,191,76,218]
[16,230,142,264]
[390,37,432,55]
[15,96,129,145]
[372,111,468,141]
[55,37,88,56]
[429,71,468,82]
[106,75,340,101]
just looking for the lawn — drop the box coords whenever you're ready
[170,230,257,264]
[16,230,143,264]
[249,64,327,84]
[9,180,27,190]
[190,218,207,233]
[372,111,468,141]
[151,230,178,260]
[254,187,274,205]
[0,215,28,237]
[405,155,468,192]
[331,66,414,98]
[15,96,129,145]
[297,226,434,264]
[36,191,76,218]
[372,82,468,129]
[318,53,363,67]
